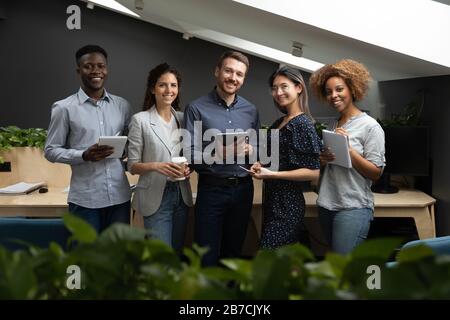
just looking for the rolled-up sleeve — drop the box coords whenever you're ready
[364,124,386,168]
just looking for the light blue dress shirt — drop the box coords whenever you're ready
[45,88,132,208]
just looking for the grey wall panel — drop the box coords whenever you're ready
[0,0,338,129]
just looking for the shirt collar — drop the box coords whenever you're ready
[77,87,111,104]
[210,87,239,108]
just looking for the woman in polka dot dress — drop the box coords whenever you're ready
[250,66,321,249]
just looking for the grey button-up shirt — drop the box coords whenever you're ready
[45,88,132,208]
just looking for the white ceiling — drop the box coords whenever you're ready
[87,0,450,81]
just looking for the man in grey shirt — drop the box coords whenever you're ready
[45,45,131,233]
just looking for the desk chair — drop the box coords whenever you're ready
[0,217,70,251]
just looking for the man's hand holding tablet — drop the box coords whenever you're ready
[82,136,128,161]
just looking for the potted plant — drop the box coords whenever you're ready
[0,126,71,187]
[0,126,47,163]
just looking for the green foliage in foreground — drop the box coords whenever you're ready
[1,214,450,299]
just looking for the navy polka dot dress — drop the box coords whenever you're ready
[260,114,321,249]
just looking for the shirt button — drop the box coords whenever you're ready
[227,109,230,112]
[228,121,232,124]
[109,184,112,187]
[100,121,103,125]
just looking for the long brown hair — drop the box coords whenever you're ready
[142,63,182,111]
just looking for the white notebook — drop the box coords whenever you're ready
[322,130,352,168]
[0,182,46,195]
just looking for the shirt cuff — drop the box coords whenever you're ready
[73,149,86,165]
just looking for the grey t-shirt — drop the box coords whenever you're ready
[317,113,385,211]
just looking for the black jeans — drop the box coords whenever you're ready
[194,178,254,266]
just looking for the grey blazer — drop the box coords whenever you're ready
[127,108,193,216]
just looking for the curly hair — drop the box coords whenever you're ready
[309,59,371,102]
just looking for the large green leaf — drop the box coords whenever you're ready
[63,213,97,244]
[351,237,404,261]
[397,244,435,263]
[252,250,290,299]
[97,223,146,243]
[0,251,38,299]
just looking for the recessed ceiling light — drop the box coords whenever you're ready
[87,0,140,18]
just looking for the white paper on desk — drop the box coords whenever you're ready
[322,130,352,168]
[98,136,127,158]
[0,181,46,195]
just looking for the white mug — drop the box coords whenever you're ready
[171,156,187,181]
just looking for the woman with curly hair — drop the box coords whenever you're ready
[309,59,385,254]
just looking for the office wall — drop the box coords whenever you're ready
[0,0,5,20]
[379,75,450,235]
[0,0,341,129]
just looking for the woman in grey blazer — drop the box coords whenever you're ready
[127,63,193,253]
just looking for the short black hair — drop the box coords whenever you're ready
[75,45,108,65]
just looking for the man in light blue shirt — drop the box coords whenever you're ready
[45,45,131,233]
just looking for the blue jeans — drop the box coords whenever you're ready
[318,207,373,255]
[68,200,131,234]
[194,179,254,266]
[143,181,188,253]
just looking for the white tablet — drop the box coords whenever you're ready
[98,136,128,158]
[322,130,352,168]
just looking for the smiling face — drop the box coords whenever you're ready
[214,57,247,96]
[325,76,353,113]
[271,75,302,112]
[152,72,179,108]
[77,52,108,97]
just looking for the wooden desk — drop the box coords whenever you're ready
[0,181,436,240]
[0,187,68,217]
[239,181,436,240]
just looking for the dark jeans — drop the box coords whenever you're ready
[68,200,131,234]
[194,179,254,266]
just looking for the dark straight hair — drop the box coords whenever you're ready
[269,66,312,119]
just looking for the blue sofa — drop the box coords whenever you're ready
[0,217,70,251]
[401,236,450,255]
[386,236,450,267]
